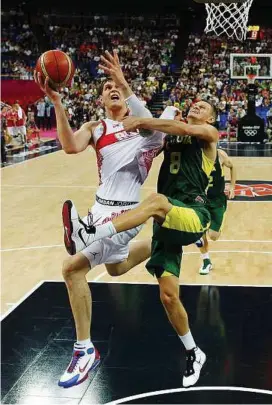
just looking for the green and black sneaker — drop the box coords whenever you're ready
[199,259,213,275]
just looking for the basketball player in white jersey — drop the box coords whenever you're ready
[35,50,172,388]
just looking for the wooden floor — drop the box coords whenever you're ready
[1,148,272,315]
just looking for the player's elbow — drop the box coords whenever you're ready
[209,230,220,241]
[63,146,78,154]
[228,161,234,169]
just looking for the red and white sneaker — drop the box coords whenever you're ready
[58,344,100,388]
[62,200,96,256]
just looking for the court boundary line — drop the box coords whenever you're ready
[1,244,272,253]
[93,271,108,282]
[105,386,272,405]
[3,182,272,196]
[1,244,63,252]
[0,280,45,321]
[2,156,272,171]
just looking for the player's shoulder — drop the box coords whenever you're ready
[217,148,230,163]
[217,148,228,157]
[206,123,219,136]
[80,120,100,132]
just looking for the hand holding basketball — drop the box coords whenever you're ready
[34,71,62,104]
[34,50,75,103]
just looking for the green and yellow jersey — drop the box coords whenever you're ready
[206,152,226,201]
[147,133,215,277]
[157,134,214,204]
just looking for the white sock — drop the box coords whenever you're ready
[93,221,117,242]
[201,253,210,260]
[76,338,92,347]
[179,330,196,351]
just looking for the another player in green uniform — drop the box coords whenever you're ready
[196,149,236,275]
[63,101,219,387]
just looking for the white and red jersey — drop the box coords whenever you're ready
[16,108,26,127]
[92,118,163,203]
[5,110,18,128]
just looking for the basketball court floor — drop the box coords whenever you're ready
[1,144,272,403]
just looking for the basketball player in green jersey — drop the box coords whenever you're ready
[63,100,219,387]
[196,149,236,275]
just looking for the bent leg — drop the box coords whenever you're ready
[198,233,209,254]
[111,193,172,233]
[106,239,151,276]
[208,229,221,241]
[198,232,213,275]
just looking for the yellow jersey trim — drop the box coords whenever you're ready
[162,206,210,233]
[161,271,174,278]
[202,150,215,178]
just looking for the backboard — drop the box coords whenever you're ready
[230,53,272,80]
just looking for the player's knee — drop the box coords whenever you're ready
[62,258,75,280]
[106,263,127,277]
[209,230,220,241]
[62,257,84,280]
[146,193,169,215]
[106,269,119,277]
[160,287,180,309]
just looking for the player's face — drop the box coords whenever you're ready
[187,101,214,124]
[101,81,125,110]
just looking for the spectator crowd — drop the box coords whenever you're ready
[1,7,272,143]
[163,30,272,137]
[1,9,179,130]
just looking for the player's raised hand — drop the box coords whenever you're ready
[34,70,62,104]
[98,50,127,88]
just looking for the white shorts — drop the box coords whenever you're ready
[7,126,26,137]
[81,201,142,268]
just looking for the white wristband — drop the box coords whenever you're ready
[160,106,179,120]
[125,94,153,118]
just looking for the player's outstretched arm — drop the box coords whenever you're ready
[218,149,237,199]
[34,71,93,154]
[123,116,219,143]
[99,50,152,118]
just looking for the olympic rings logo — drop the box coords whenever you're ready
[244,130,258,136]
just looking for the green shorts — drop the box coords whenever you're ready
[206,194,227,233]
[146,197,211,279]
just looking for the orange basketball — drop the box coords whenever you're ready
[35,50,75,89]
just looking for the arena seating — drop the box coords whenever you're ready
[1,8,271,138]
[163,31,272,136]
[1,9,179,129]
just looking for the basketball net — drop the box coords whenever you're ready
[204,0,254,42]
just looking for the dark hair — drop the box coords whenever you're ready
[203,99,218,123]
[98,78,114,96]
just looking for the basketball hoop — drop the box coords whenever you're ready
[194,0,254,42]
